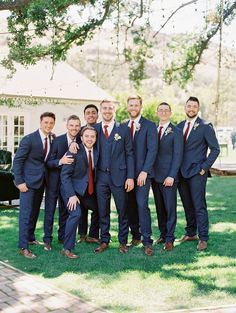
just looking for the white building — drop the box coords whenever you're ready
[0,60,115,155]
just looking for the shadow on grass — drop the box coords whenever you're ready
[0,176,236,312]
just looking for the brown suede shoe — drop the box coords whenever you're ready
[94,243,109,253]
[179,235,198,242]
[155,237,165,244]
[60,249,80,259]
[127,239,142,247]
[77,235,87,243]
[19,249,37,259]
[28,240,41,245]
[44,243,52,251]
[144,245,153,256]
[197,240,208,251]
[86,237,100,244]
[119,244,128,254]
[163,242,174,251]
[58,239,64,244]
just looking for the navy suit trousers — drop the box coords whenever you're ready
[19,183,44,249]
[178,174,209,241]
[135,178,153,246]
[152,180,177,243]
[127,189,141,241]
[96,171,129,244]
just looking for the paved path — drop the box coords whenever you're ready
[0,261,110,313]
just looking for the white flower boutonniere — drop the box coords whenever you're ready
[135,123,141,132]
[193,122,199,130]
[164,127,173,136]
[114,133,121,141]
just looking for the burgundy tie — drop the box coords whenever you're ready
[44,137,48,159]
[158,126,163,143]
[130,121,134,139]
[104,125,109,140]
[184,122,191,143]
[88,150,94,195]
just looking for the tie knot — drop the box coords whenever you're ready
[159,126,163,130]
[104,125,108,129]
[88,150,92,154]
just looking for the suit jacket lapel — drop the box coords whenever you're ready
[187,116,201,143]
[111,122,120,154]
[36,130,44,158]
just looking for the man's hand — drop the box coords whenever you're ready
[69,142,79,154]
[125,178,134,192]
[60,154,74,165]
[67,195,80,211]
[199,169,206,176]
[163,177,174,187]
[17,183,28,192]
[137,171,148,187]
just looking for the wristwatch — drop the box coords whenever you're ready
[199,169,206,176]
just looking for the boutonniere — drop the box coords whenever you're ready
[193,122,199,130]
[135,123,141,132]
[114,133,121,141]
[164,127,173,136]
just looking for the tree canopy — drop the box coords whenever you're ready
[0,0,236,88]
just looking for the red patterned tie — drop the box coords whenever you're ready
[88,150,94,195]
[158,126,163,143]
[184,122,191,143]
[104,125,109,140]
[130,120,134,139]
[44,137,48,159]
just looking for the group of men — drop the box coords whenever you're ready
[13,96,220,259]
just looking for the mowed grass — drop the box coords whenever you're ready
[0,176,236,313]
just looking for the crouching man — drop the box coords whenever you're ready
[60,126,98,258]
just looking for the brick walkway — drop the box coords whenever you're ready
[0,261,110,313]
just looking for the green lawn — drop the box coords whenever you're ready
[0,176,236,313]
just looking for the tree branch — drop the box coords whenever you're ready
[153,0,200,38]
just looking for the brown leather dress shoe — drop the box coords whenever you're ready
[44,243,52,251]
[144,245,153,256]
[94,243,109,253]
[127,239,142,247]
[28,240,41,245]
[119,244,128,254]
[155,237,165,244]
[197,240,208,251]
[163,242,174,251]
[19,249,37,259]
[86,237,100,244]
[77,235,87,243]
[179,235,198,242]
[60,249,80,259]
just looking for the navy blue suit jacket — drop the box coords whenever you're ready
[177,117,220,178]
[13,130,49,189]
[60,144,98,198]
[94,122,134,186]
[125,116,157,178]
[153,123,183,183]
[46,133,69,188]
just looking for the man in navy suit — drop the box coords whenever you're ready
[177,97,220,251]
[60,126,98,258]
[77,104,100,244]
[126,95,157,256]
[44,115,81,251]
[13,112,56,258]
[152,102,183,251]
[93,100,134,254]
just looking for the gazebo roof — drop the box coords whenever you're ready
[0,60,113,102]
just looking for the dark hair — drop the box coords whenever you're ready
[84,104,98,114]
[40,112,55,121]
[157,102,171,111]
[186,97,200,106]
[80,126,97,137]
[67,115,81,124]
[127,95,142,105]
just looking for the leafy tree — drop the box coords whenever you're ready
[1,0,236,87]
